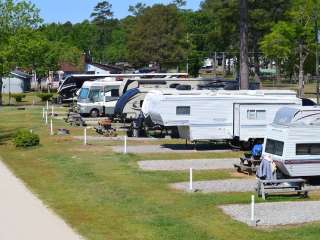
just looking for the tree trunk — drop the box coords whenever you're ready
[240,0,249,89]
[298,44,305,97]
[253,53,261,81]
[222,52,226,78]
[0,76,2,106]
[275,60,281,86]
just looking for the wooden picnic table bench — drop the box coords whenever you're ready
[234,157,261,175]
[256,178,308,200]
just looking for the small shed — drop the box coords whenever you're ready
[2,70,31,94]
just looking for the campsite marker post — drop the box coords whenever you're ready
[124,136,127,154]
[251,195,255,226]
[42,108,45,120]
[45,111,48,125]
[189,168,193,191]
[51,105,54,116]
[46,101,49,110]
[50,119,54,135]
[84,128,87,145]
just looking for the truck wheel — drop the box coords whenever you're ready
[90,109,99,118]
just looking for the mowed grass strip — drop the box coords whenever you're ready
[1,106,320,240]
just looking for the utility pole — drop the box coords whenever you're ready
[315,9,320,104]
[239,0,249,90]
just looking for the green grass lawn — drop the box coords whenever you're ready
[1,105,320,240]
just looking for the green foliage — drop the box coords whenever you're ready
[13,129,40,148]
[37,93,53,102]
[91,1,113,24]
[128,4,187,67]
[11,93,26,102]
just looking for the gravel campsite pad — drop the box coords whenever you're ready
[113,144,232,153]
[74,136,160,142]
[220,201,320,227]
[139,159,239,171]
[171,179,256,193]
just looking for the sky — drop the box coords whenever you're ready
[29,0,202,24]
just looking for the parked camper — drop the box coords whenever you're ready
[114,78,255,121]
[263,106,320,178]
[115,78,216,120]
[77,81,121,117]
[142,90,302,145]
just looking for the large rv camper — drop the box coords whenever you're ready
[141,89,302,145]
[263,107,320,178]
[77,81,121,117]
[114,78,223,120]
[58,73,188,102]
[114,78,260,121]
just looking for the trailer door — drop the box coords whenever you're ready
[233,103,240,138]
[238,104,268,141]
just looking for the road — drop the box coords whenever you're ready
[0,159,84,240]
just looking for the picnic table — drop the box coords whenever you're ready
[256,178,308,200]
[234,156,261,175]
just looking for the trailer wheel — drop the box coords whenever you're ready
[90,109,99,118]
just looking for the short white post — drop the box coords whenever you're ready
[46,101,49,110]
[42,108,45,120]
[124,135,127,154]
[32,99,35,105]
[50,119,53,135]
[251,195,255,226]
[51,105,54,116]
[84,128,87,145]
[45,111,48,125]
[189,168,193,191]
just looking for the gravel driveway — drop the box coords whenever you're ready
[113,144,232,153]
[171,179,256,193]
[220,201,320,227]
[0,159,83,240]
[139,158,239,171]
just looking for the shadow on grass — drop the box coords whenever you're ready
[161,143,232,152]
[0,128,19,145]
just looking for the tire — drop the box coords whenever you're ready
[90,109,99,118]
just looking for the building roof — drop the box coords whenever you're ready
[10,70,31,79]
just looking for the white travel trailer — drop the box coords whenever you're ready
[263,106,320,177]
[142,90,302,144]
[77,80,121,117]
[114,78,225,120]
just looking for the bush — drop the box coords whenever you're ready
[37,93,53,102]
[13,129,40,148]
[11,93,26,102]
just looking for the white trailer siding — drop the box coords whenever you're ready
[263,107,320,177]
[142,90,301,142]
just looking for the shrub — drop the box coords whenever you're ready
[11,93,26,102]
[13,129,40,148]
[37,93,53,102]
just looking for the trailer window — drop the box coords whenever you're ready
[176,106,190,115]
[265,139,284,156]
[111,89,119,97]
[247,110,266,120]
[89,89,103,102]
[296,144,320,155]
[79,88,89,99]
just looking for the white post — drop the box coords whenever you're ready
[124,135,127,154]
[50,119,53,135]
[51,105,54,116]
[189,168,193,191]
[251,195,255,226]
[84,128,87,145]
[46,101,49,110]
[42,108,45,120]
[32,99,35,105]
[45,111,48,125]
